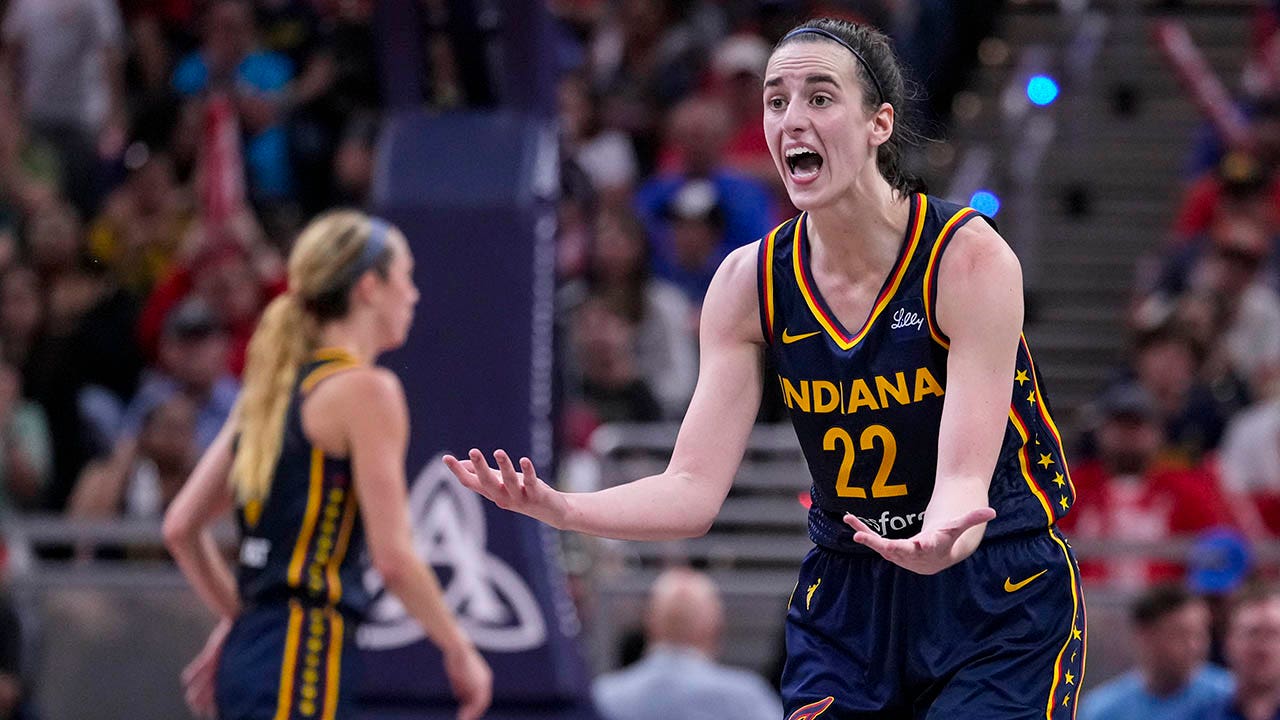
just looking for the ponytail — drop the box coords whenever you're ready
[231,293,318,504]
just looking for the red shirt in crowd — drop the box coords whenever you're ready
[1057,459,1239,588]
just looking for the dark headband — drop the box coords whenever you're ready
[780,27,885,106]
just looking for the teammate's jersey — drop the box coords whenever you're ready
[234,348,371,618]
[756,193,1075,552]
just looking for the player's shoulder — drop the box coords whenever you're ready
[310,364,404,409]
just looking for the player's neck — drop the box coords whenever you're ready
[805,176,910,281]
[317,319,380,365]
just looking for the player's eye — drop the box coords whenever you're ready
[767,96,786,110]
[812,94,832,107]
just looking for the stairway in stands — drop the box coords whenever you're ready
[947,0,1252,432]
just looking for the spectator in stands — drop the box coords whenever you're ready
[565,295,662,432]
[69,393,197,521]
[87,148,193,296]
[116,297,237,455]
[1207,582,1280,720]
[1079,583,1232,720]
[172,0,295,208]
[560,206,697,419]
[560,71,640,202]
[1219,379,1280,538]
[1132,322,1236,463]
[0,0,128,216]
[592,568,783,720]
[708,34,779,201]
[1058,382,1239,588]
[0,361,49,515]
[637,96,774,277]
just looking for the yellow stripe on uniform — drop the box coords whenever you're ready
[921,207,977,349]
[1021,337,1076,498]
[288,448,326,587]
[326,494,359,605]
[273,600,305,720]
[322,610,345,720]
[1043,528,1085,719]
[1008,408,1055,525]
[763,223,782,342]
[300,361,358,395]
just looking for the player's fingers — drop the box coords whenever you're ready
[520,457,540,489]
[467,449,505,492]
[842,513,879,537]
[494,449,523,492]
[444,456,484,494]
[941,507,997,538]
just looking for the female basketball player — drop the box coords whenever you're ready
[164,212,492,720]
[448,18,1084,720]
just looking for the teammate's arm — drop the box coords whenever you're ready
[844,220,1018,574]
[445,243,765,541]
[163,416,242,619]
[335,368,492,720]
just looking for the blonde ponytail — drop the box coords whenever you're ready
[231,293,318,504]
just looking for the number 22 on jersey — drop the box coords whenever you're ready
[823,425,904,498]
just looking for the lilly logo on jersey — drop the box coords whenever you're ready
[888,298,926,342]
[777,367,944,415]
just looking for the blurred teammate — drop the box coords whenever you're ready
[448,17,1084,719]
[164,211,491,720]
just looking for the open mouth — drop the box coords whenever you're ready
[785,147,823,179]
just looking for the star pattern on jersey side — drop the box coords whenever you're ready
[1038,453,1054,468]
[1053,472,1066,487]
[1015,369,1030,386]
[1072,626,1082,641]
[1027,390,1036,406]
[1065,671,1075,685]
[1062,693,1071,708]
[1059,496,1069,510]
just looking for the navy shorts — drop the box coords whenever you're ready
[781,527,1086,720]
[217,600,362,720]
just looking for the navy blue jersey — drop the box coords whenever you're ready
[234,347,371,619]
[757,193,1075,552]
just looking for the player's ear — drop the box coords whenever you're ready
[868,103,893,148]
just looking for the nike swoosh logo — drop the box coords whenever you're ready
[782,329,822,344]
[1004,569,1048,593]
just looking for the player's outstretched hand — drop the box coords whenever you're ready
[844,507,997,575]
[444,450,569,529]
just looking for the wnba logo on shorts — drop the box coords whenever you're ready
[787,696,834,720]
[855,510,924,535]
[357,454,549,653]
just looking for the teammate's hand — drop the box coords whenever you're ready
[443,643,493,720]
[843,507,996,575]
[444,450,569,529]
[181,617,232,719]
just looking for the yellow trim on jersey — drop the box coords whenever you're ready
[312,347,358,363]
[326,494,358,604]
[322,610,345,720]
[1021,337,1076,498]
[1008,408,1055,525]
[793,195,928,350]
[273,600,305,720]
[922,207,978,349]
[1044,528,1085,719]
[301,361,359,395]
[763,223,782,342]
[288,448,326,587]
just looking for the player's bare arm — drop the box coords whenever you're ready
[845,219,1021,574]
[446,242,765,541]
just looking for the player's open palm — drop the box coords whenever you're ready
[844,507,996,575]
[444,449,568,529]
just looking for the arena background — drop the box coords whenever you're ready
[0,0,1272,718]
